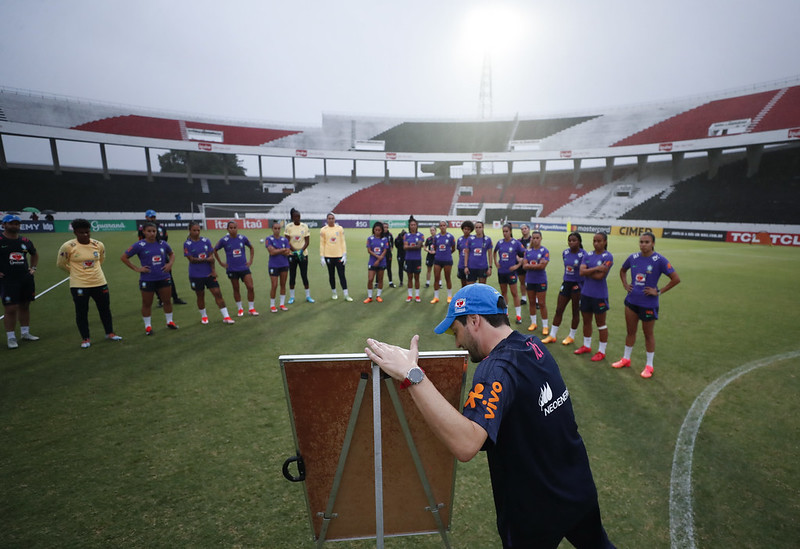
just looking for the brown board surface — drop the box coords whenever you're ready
[281,352,468,542]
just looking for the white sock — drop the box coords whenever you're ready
[7,331,16,340]
[646,352,655,367]
[377,288,382,296]
[199,308,207,317]
[248,301,255,310]
[550,325,560,338]
[305,289,311,298]
[343,289,349,297]
[447,289,453,298]
[290,289,295,299]
[220,307,230,318]
[21,326,30,336]
[143,316,152,328]
[434,290,440,298]
[166,312,174,324]
[583,336,592,348]
[270,298,276,307]
[367,289,373,298]
[624,345,633,360]
[542,319,549,329]
[515,306,521,318]
[530,314,537,324]
[598,341,607,354]
[280,294,286,305]
[408,289,413,297]
[236,301,243,310]
[568,328,577,339]
[415,288,420,297]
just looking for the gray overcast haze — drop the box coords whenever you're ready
[1,0,799,175]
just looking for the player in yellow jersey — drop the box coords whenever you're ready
[319,212,352,301]
[57,219,123,348]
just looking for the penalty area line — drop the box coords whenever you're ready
[669,349,800,549]
[0,277,70,321]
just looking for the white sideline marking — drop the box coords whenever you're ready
[669,350,800,549]
[0,277,70,320]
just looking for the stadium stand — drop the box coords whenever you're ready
[333,178,458,215]
[0,165,298,213]
[621,145,800,224]
[612,88,796,146]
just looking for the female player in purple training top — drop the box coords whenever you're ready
[575,232,613,362]
[214,221,258,317]
[517,223,532,304]
[266,220,291,312]
[522,230,549,333]
[613,231,680,379]
[430,220,456,304]
[183,221,234,325]
[464,220,492,285]
[364,221,390,303]
[493,223,525,324]
[542,232,584,346]
[403,216,425,302]
[121,222,178,335]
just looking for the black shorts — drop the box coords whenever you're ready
[466,268,489,282]
[190,276,220,291]
[526,282,548,293]
[269,266,289,276]
[425,254,435,267]
[140,278,172,292]
[559,280,582,298]
[368,264,386,271]
[1,276,36,305]
[434,259,453,267]
[457,267,467,280]
[227,269,252,280]
[580,295,610,314]
[404,260,422,274]
[497,272,518,285]
[625,298,658,321]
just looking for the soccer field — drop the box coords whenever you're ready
[1,227,798,548]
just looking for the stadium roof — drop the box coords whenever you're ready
[1,77,800,163]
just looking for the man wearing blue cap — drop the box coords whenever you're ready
[1,214,40,349]
[366,283,614,548]
[138,210,186,306]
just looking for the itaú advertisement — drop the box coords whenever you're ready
[726,231,800,247]
[205,218,272,230]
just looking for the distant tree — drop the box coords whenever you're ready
[158,150,246,176]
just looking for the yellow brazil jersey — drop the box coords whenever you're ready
[56,238,108,287]
[320,224,347,258]
[285,222,310,255]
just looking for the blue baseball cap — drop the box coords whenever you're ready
[434,283,508,334]
[145,209,157,217]
[2,214,21,223]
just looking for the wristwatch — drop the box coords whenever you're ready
[400,366,425,389]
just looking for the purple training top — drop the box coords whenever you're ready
[580,250,613,299]
[215,234,252,272]
[622,252,675,308]
[366,235,390,268]
[524,246,550,284]
[494,239,524,274]
[403,231,425,261]
[184,236,214,278]
[266,235,290,269]
[466,235,493,270]
[125,239,173,281]
[433,232,456,263]
[562,248,584,283]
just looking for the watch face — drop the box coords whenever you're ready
[407,367,425,384]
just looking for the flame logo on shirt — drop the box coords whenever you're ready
[539,382,553,408]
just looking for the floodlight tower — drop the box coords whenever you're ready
[478,51,494,174]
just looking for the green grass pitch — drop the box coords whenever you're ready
[1,227,798,548]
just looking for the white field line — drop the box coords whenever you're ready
[669,350,800,549]
[0,276,70,320]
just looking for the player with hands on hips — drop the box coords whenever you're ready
[613,231,680,378]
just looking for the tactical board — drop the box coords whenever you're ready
[280,351,468,545]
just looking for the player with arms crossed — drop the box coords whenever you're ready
[214,221,258,316]
[266,220,291,312]
[366,283,615,548]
